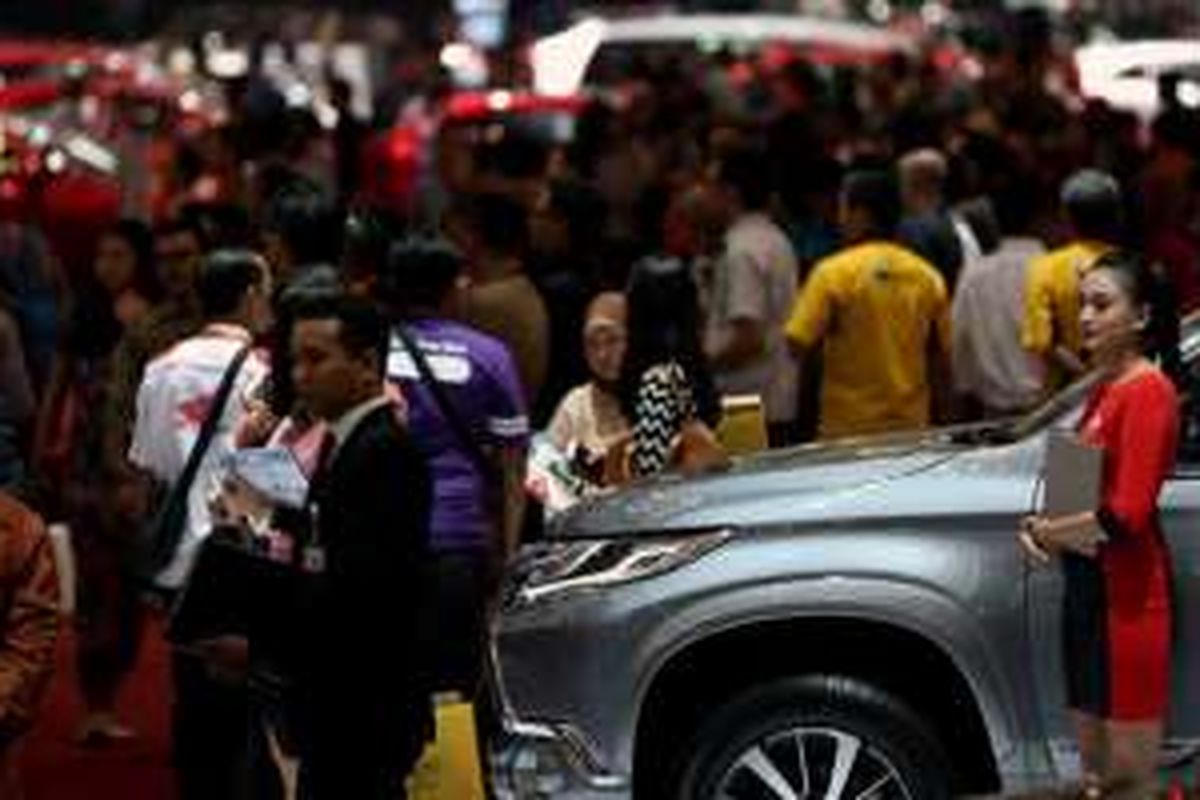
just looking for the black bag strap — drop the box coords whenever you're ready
[393,325,499,482]
[173,345,253,508]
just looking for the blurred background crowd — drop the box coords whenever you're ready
[0,0,1198,796]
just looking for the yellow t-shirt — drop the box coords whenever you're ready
[784,241,950,439]
[1020,240,1111,389]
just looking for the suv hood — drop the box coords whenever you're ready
[549,426,982,539]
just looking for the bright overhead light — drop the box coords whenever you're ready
[28,126,51,148]
[315,102,339,130]
[206,49,249,79]
[167,47,196,76]
[178,90,202,114]
[921,1,949,27]
[284,83,312,108]
[488,90,513,111]
[440,42,474,71]
[44,150,66,174]
[1180,81,1200,110]
[64,135,117,174]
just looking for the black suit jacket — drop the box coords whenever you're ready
[291,403,433,775]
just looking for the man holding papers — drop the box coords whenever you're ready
[287,292,432,799]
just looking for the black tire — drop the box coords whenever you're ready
[675,675,953,800]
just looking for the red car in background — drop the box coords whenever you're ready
[360,88,589,216]
[0,40,210,274]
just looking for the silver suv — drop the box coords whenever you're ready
[490,333,1200,798]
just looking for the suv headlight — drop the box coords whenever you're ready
[506,529,732,606]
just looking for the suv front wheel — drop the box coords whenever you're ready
[675,675,952,800]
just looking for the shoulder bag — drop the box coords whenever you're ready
[139,345,251,580]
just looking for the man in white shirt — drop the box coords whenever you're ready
[951,192,1046,418]
[128,249,271,800]
[705,147,800,446]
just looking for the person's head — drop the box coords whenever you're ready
[196,249,272,333]
[713,146,773,215]
[991,181,1038,239]
[1061,169,1123,243]
[1080,250,1180,381]
[341,206,409,294]
[95,219,158,300]
[446,191,528,263]
[619,256,718,425]
[839,170,901,242]
[261,188,343,278]
[154,218,207,302]
[530,180,606,261]
[583,292,627,388]
[290,293,389,421]
[897,149,948,215]
[379,237,465,319]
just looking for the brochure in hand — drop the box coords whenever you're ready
[225,447,309,509]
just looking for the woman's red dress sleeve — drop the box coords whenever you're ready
[1098,374,1179,538]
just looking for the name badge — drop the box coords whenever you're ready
[302,545,326,574]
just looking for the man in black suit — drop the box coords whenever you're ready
[289,293,433,799]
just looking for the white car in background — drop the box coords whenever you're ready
[530,13,918,97]
[1075,39,1200,118]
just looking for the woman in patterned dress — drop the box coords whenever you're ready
[618,256,720,479]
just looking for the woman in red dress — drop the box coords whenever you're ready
[1021,250,1180,798]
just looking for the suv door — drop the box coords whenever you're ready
[1160,393,1200,764]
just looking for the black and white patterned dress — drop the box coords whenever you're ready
[631,361,697,478]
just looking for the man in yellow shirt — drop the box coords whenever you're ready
[1021,169,1121,392]
[785,170,951,439]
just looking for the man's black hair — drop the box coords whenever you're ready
[843,170,902,236]
[453,191,528,257]
[154,216,209,250]
[263,187,344,266]
[379,237,464,315]
[292,292,389,377]
[716,146,773,211]
[197,249,266,320]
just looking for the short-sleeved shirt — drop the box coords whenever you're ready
[1021,239,1112,387]
[703,213,799,424]
[387,318,529,550]
[784,241,950,439]
[952,237,1046,413]
[129,329,270,588]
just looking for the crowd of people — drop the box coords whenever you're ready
[0,11,1197,798]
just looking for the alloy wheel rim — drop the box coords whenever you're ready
[713,725,915,800]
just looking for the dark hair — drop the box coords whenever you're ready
[716,146,773,210]
[380,237,464,315]
[197,249,266,320]
[155,216,208,250]
[453,191,528,257]
[263,188,343,266]
[101,218,161,301]
[269,270,342,417]
[292,292,389,377]
[545,180,607,254]
[1062,170,1123,243]
[1091,250,1181,386]
[842,170,901,236]
[990,181,1037,238]
[342,206,410,284]
[618,256,720,426]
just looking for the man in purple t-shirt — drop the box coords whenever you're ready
[381,238,528,697]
